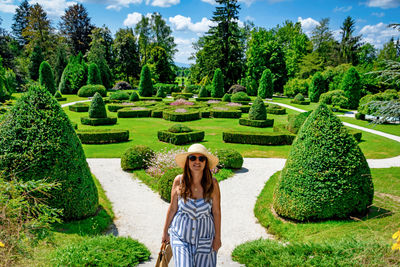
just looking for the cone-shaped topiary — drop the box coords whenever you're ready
[39,61,56,95]
[156,86,166,98]
[0,85,98,220]
[89,92,107,118]
[199,86,209,97]
[340,67,361,109]
[258,68,273,99]
[249,96,267,120]
[139,65,153,97]
[129,91,140,101]
[309,72,326,102]
[211,68,224,98]
[222,93,231,102]
[54,90,62,98]
[273,104,373,221]
[87,63,102,85]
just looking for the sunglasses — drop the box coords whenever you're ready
[188,155,207,162]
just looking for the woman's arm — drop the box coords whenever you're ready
[161,175,180,243]
[211,178,222,252]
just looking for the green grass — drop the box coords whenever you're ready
[341,117,400,137]
[233,168,400,266]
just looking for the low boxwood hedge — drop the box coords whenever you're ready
[216,149,243,169]
[195,97,221,102]
[223,131,295,145]
[266,105,286,114]
[239,118,274,128]
[238,105,250,113]
[163,110,201,122]
[200,110,210,118]
[158,130,205,145]
[117,108,152,118]
[56,97,67,101]
[171,92,193,98]
[151,109,163,118]
[76,129,129,144]
[81,117,117,126]
[77,85,107,97]
[139,97,163,101]
[211,109,242,118]
[290,99,310,105]
[232,100,250,105]
[69,103,89,112]
[108,104,135,112]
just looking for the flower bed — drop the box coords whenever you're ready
[117,107,152,118]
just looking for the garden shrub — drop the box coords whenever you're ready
[87,63,102,85]
[58,56,87,94]
[222,93,231,102]
[28,43,43,80]
[258,68,273,98]
[341,67,361,109]
[171,92,193,98]
[199,86,209,97]
[200,110,210,118]
[156,86,166,98]
[216,149,243,169]
[139,96,163,101]
[239,118,274,128]
[108,103,136,112]
[51,235,150,266]
[212,68,224,98]
[357,89,399,115]
[81,117,117,126]
[112,80,132,90]
[238,105,250,113]
[163,110,201,122]
[249,97,267,120]
[117,108,152,118]
[139,64,153,97]
[184,84,201,94]
[319,90,345,105]
[223,131,295,145]
[309,72,326,102]
[121,145,155,170]
[158,168,182,202]
[39,61,56,95]
[284,78,309,97]
[168,124,192,133]
[287,111,312,134]
[196,97,221,102]
[0,85,98,220]
[231,92,251,103]
[89,92,107,118]
[77,84,107,97]
[129,91,140,101]
[69,102,89,112]
[266,104,286,114]
[294,93,305,102]
[109,90,130,100]
[158,130,205,145]
[211,109,242,118]
[151,109,163,118]
[77,129,129,144]
[273,104,373,221]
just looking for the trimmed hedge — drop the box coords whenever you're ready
[81,117,117,126]
[173,95,190,100]
[89,93,107,118]
[223,131,295,145]
[139,97,163,101]
[163,110,201,122]
[69,103,89,112]
[117,108,152,118]
[158,130,205,145]
[348,129,362,142]
[231,92,251,102]
[290,99,310,105]
[107,104,135,112]
[121,145,155,170]
[196,97,222,102]
[171,92,193,98]
[238,105,250,113]
[77,129,129,144]
[266,105,286,115]
[109,90,130,100]
[216,149,243,169]
[151,109,163,118]
[129,91,140,101]
[355,113,365,120]
[200,110,210,118]
[211,109,242,118]
[222,93,231,102]
[249,97,267,120]
[78,85,107,97]
[239,118,274,128]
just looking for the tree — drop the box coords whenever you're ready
[59,4,94,55]
[39,61,56,95]
[150,12,177,62]
[11,0,31,46]
[311,18,339,66]
[139,64,153,97]
[339,16,363,65]
[341,67,361,109]
[377,38,398,61]
[28,43,44,80]
[148,46,175,83]
[113,28,140,81]
[87,63,102,85]
[358,43,376,65]
[91,25,114,67]
[309,71,326,102]
[212,68,224,97]
[297,52,324,79]
[135,16,151,64]
[0,57,9,102]
[0,17,15,69]
[258,68,273,99]
[54,44,68,86]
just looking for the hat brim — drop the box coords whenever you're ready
[175,152,219,169]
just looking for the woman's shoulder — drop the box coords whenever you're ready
[173,174,183,186]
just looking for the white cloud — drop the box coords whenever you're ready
[123,12,152,26]
[333,6,352,12]
[332,29,341,41]
[245,16,255,21]
[372,12,385,17]
[151,0,179,7]
[360,22,400,48]
[105,0,142,11]
[173,37,195,64]
[201,0,215,4]
[297,17,319,37]
[28,0,77,16]
[365,0,400,9]
[0,0,17,13]
[169,15,216,33]
[105,0,179,10]
[201,0,257,6]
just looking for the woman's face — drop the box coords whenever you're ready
[187,153,207,173]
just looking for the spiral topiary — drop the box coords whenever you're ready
[89,92,107,118]
[248,97,266,120]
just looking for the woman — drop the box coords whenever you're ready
[161,144,221,267]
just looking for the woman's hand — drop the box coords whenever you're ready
[212,237,221,252]
[162,231,170,243]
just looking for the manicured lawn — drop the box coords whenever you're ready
[341,117,400,137]
[232,168,400,266]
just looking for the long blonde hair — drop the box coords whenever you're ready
[180,156,214,202]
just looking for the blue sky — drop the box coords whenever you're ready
[0,0,400,64]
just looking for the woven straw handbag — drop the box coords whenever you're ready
[155,241,172,267]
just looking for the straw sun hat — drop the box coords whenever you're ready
[175,143,219,169]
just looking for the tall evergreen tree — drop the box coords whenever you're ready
[139,64,153,97]
[150,12,177,62]
[11,0,31,46]
[341,67,361,109]
[54,44,68,86]
[339,16,363,65]
[135,16,151,64]
[311,18,339,66]
[59,4,94,55]
[87,63,102,85]
[377,38,398,61]
[148,46,174,83]
[113,28,140,81]
[29,43,44,80]
[258,68,273,99]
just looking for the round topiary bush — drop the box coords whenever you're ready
[158,168,182,202]
[222,93,231,102]
[51,235,150,266]
[121,145,155,170]
[216,149,243,169]
[294,93,305,102]
[249,97,267,120]
[89,92,107,118]
[109,90,130,100]
[168,124,192,133]
[139,65,153,97]
[39,61,56,95]
[273,104,373,221]
[112,81,132,90]
[0,84,98,220]
[129,91,140,101]
[77,84,107,97]
[87,63,102,85]
[232,92,251,102]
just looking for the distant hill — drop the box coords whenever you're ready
[174,62,191,68]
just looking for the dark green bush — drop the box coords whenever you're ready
[80,117,117,126]
[195,97,221,102]
[238,105,251,113]
[239,118,274,128]
[69,102,89,112]
[28,44,43,80]
[273,104,373,221]
[163,110,201,122]
[109,90,130,100]
[231,92,251,102]
[168,124,192,133]
[199,86,209,97]
[117,108,152,118]
[212,68,224,98]
[200,110,210,118]
[158,168,182,202]
[87,63,102,85]
[129,91,140,101]
[249,97,266,120]
[58,56,86,94]
[39,61,56,95]
[216,149,243,169]
[156,86,166,98]
[294,93,305,102]
[0,85,98,220]
[77,129,129,144]
[89,92,107,118]
[355,112,365,120]
[171,92,193,98]
[121,145,155,170]
[222,93,231,102]
[51,235,150,266]
[319,90,347,105]
[151,109,163,118]
[341,67,361,109]
[184,84,201,93]
[291,93,309,105]
[223,131,295,145]
[211,109,242,118]
[309,72,326,102]
[284,78,309,97]
[139,64,153,97]
[287,111,312,134]
[266,104,286,114]
[258,68,273,98]
[78,84,107,97]
[158,130,205,145]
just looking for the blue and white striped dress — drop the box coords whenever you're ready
[169,196,217,267]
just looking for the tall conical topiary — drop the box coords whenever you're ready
[249,96,266,120]
[29,43,44,80]
[309,72,326,102]
[211,68,224,98]
[273,104,373,221]
[341,67,361,109]
[89,92,107,118]
[0,85,98,220]
[258,68,273,99]
[139,64,153,97]
[199,86,209,97]
[39,61,56,95]
[87,63,102,85]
